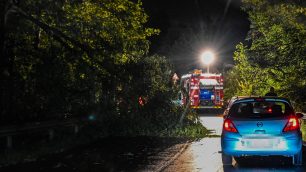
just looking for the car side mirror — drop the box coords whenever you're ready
[296,112,304,119]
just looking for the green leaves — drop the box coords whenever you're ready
[226,0,306,111]
[1,0,162,122]
[225,43,270,99]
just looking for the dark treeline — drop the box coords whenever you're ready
[0,0,185,134]
[225,0,306,110]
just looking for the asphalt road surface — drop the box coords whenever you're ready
[1,111,306,172]
[164,112,306,172]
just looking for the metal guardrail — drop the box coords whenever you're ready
[0,119,80,149]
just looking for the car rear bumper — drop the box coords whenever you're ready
[221,132,302,157]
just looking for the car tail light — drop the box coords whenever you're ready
[223,119,238,133]
[283,116,300,132]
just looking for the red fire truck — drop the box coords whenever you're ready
[181,69,224,109]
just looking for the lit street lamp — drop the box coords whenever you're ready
[201,51,215,73]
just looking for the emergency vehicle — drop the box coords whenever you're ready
[181,69,224,109]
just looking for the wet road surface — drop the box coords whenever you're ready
[0,137,189,172]
[164,112,306,172]
[1,111,306,172]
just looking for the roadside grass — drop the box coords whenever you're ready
[163,122,210,138]
[101,117,210,139]
[163,107,211,138]
[301,120,306,141]
[0,121,209,168]
[0,107,210,167]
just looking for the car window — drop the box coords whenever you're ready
[226,98,236,108]
[229,101,293,118]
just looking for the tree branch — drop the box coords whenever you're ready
[11,5,93,58]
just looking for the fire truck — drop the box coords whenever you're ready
[180,69,224,109]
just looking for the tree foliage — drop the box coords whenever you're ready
[0,0,183,129]
[225,0,306,110]
[224,43,270,100]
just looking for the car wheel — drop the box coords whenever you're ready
[233,156,243,165]
[293,149,303,166]
[222,153,232,165]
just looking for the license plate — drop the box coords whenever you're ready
[245,139,273,148]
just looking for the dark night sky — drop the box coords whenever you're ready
[142,0,250,74]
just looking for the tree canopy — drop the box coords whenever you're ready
[0,0,181,129]
[225,0,306,110]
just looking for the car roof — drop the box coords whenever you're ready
[233,96,291,105]
[228,96,258,105]
[230,95,259,100]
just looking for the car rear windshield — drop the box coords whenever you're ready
[229,100,293,119]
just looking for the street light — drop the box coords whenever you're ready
[201,51,215,73]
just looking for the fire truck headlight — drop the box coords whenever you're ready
[211,95,215,100]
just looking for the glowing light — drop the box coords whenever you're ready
[283,116,299,132]
[291,118,297,127]
[201,51,215,65]
[201,50,215,73]
[223,119,237,132]
[88,114,96,121]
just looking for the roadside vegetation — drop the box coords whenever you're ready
[0,0,208,167]
[302,121,306,141]
[224,0,305,111]
[0,1,207,135]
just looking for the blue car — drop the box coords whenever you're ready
[221,97,304,165]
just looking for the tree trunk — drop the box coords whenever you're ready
[0,2,5,55]
[0,1,9,122]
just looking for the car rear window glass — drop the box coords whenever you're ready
[229,100,293,118]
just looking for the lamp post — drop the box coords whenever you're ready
[201,51,215,73]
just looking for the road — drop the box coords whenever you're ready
[1,111,306,172]
[164,112,306,172]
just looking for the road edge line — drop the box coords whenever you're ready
[155,140,191,172]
